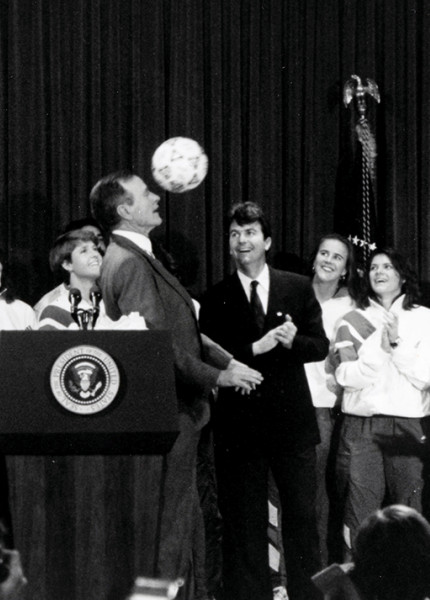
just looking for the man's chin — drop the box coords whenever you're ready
[236,257,251,268]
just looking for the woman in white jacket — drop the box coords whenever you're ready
[333,248,430,555]
[305,233,361,566]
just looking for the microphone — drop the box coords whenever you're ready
[69,288,82,310]
[89,286,102,329]
[69,288,83,328]
[90,286,102,309]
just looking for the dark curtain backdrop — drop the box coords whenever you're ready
[0,2,430,599]
[1,0,430,304]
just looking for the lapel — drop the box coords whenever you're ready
[266,267,281,315]
[266,267,293,329]
[111,233,196,313]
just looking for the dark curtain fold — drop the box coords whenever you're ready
[0,0,429,302]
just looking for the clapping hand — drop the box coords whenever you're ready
[252,315,297,355]
[381,311,399,353]
[274,314,297,349]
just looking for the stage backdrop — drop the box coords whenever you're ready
[0,0,429,303]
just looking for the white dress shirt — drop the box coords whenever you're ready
[113,230,154,257]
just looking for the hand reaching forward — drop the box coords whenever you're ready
[216,359,263,393]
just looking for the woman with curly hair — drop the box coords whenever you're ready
[333,248,430,555]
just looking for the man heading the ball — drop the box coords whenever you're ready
[90,171,262,599]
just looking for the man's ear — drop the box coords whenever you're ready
[117,203,131,220]
[265,237,272,252]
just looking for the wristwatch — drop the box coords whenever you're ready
[390,337,401,348]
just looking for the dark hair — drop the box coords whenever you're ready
[90,170,135,232]
[359,247,420,310]
[352,505,430,600]
[227,202,272,239]
[0,250,17,303]
[63,217,102,234]
[309,233,363,302]
[49,230,101,284]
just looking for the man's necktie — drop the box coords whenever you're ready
[250,280,265,334]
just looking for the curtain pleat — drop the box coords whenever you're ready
[1,0,430,301]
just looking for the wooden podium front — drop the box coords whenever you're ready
[0,331,179,600]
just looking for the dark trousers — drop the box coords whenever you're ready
[215,441,321,600]
[156,413,206,600]
[315,408,344,565]
[336,414,426,550]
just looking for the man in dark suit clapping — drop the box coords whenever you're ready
[199,202,328,600]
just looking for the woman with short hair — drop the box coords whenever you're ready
[38,230,104,330]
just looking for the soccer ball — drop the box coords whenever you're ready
[151,137,209,193]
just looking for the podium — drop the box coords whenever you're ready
[0,331,180,600]
[0,330,179,454]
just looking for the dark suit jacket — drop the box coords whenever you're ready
[100,233,227,426]
[199,267,329,452]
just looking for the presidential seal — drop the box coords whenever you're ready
[50,345,120,414]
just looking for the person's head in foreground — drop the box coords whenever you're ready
[352,505,430,600]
